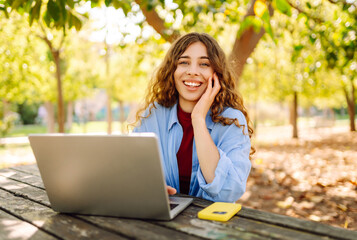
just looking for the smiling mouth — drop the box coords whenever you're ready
[184,81,202,87]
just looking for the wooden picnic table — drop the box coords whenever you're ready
[0,164,356,240]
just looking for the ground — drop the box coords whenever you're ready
[0,125,356,230]
[237,125,357,230]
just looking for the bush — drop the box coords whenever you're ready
[17,102,40,125]
[0,114,17,137]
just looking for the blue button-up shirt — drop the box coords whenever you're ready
[134,102,251,202]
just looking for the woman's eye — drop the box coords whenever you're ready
[179,61,189,65]
[201,63,210,67]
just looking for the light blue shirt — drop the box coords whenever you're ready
[134,102,251,202]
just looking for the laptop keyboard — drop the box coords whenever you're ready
[170,203,179,210]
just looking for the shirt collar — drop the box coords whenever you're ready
[167,102,215,131]
[168,103,179,131]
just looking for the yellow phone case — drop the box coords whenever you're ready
[197,202,242,222]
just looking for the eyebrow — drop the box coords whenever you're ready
[179,55,209,59]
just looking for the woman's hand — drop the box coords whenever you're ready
[191,73,221,183]
[191,73,221,124]
[166,185,177,195]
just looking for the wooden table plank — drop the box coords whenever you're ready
[0,173,263,240]
[0,209,58,240]
[81,216,203,240]
[158,203,334,240]
[10,165,41,177]
[3,164,357,240]
[0,189,128,240]
[193,195,357,240]
[0,165,339,240]
[0,172,203,240]
[0,167,44,189]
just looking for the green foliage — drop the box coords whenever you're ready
[2,0,355,128]
[0,13,52,103]
[273,0,292,17]
[17,101,39,125]
[0,114,17,137]
[240,0,355,110]
[3,0,86,32]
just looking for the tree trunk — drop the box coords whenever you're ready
[118,101,126,133]
[138,0,271,83]
[343,83,356,132]
[105,41,112,134]
[44,101,55,133]
[106,93,112,134]
[38,31,65,133]
[229,0,274,84]
[2,100,10,117]
[52,50,65,133]
[291,91,298,138]
[66,101,73,131]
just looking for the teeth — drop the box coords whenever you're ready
[184,81,201,87]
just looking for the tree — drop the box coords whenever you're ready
[286,0,356,131]
[1,0,87,132]
[4,0,354,135]
[0,13,53,132]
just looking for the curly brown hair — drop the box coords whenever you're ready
[134,32,255,158]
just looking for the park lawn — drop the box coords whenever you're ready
[6,118,354,138]
[7,121,126,137]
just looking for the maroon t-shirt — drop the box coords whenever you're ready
[176,105,194,194]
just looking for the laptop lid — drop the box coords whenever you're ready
[28,133,192,220]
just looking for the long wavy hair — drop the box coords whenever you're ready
[134,32,255,158]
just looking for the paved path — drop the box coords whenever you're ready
[0,136,29,145]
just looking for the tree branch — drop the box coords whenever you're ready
[286,0,324,23]
[229,0,274,83]
[134,0,180,43]
[36,21,55,51]
[327,0,357,7]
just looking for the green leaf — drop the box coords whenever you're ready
[24,0,34,12]
[294,45,304,51]
[66,0,74,8]
[309,35,316,44]
[261,10,276,44]
[29,0,41,26]
[273,0,292,17]
[252,17,263,33]
[11,0,25,10]
[43,9,51,27]
[306,2,311,9]
[237,16,256,38]
[91,0,99,8]
[105,0,112,7]
[72,13,82,31]
[47,0,60,21]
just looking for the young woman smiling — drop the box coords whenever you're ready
[133,32,254,202]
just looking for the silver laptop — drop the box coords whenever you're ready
[28,133,193,220]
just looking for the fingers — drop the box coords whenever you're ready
[166,186,177,195]
[212,73,221,94]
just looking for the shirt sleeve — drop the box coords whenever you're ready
[196,111,252,202]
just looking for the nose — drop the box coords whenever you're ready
[186,64,199,76]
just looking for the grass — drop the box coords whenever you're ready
[5,118,356,138]
[8,125,48,137]
[6,121,128,137]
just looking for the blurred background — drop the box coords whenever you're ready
[0,0,356,230]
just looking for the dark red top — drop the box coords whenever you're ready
[176,105,194,194]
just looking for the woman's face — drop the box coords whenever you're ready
[174,41,214,113]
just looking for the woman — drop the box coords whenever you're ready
[133,32,254,202]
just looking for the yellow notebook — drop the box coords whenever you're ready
[197,202,242,222]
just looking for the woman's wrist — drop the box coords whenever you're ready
[191,116,206,128]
